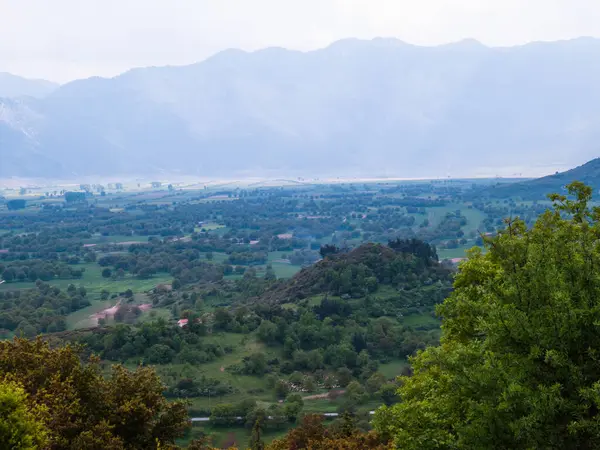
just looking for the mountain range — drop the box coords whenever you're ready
[0,72,58,99]
[2,37,600,178]
[482,157,600,199]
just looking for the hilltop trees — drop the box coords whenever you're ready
[374,182,600,449]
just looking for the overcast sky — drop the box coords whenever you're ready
[1,0,599,83]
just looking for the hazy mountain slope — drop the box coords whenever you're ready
[2,38,600,178]
[482,158,600,199]
[0,73,58,99]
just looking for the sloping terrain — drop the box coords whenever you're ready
[480,158,600,199]
[259,243,452,305]
[0,72,58,99]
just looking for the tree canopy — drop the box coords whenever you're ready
[0,337,189,449]
[374,182,600,448]
[0,379,48,449]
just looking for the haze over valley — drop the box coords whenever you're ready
[2,37,600,179]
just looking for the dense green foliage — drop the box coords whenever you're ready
[0,282,90,335]
[266,414,391,450]
[375,182,600,449]
[0,379,48,449]
[0,337,189,449]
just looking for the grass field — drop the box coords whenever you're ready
[211,251,302,279]
[459,207,487,235]
[438,246,470,259]
[137,307,172,324]
[150,334,279,413]
[66,293,158,329]
[401,313,440,328]
[271,263,302,279]
[82,234,149,244]
[0,263,173,294]
[208,252,229,264]
[267,251,294,262]
[195,223,226,232]
[378,359,410,379]
[66,298,113,329]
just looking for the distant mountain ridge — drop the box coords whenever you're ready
[482,158,600,199]
[0,73,58,99]
[2,37,600,178]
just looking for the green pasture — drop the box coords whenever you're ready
[0,263,172,294]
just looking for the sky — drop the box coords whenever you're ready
[1,0,599,83]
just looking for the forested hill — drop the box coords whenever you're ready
[258,241,453,305]
[480,158,600,199]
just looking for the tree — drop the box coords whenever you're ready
[145,344,175,364]
[377,383,399,406]
[257,320,278,345]
[242,353,267,376]
[283,394,303,422]
[374,182,600,449]
[64,192,86,203]
[365,372,386,394]
[7,200,26,211]
[319,244,339,259]
[0,379,48,449]
[267,414,391,450]
[345,381,368,405]
[336,367,353,388]
[137,267,155,279]
[249,417,265,450]
[274,380,289,399]
[0,338,188,448]
[264,265,276,282]
[1,270,14,282]
[210,404,238,426]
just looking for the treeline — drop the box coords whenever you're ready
[0,260,85,282]
[78,318,228,364]
[0,282,90,335]
[98,248,225,285]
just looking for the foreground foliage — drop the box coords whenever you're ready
[374,182,600,448]
[0,379,48,449]
[266,414,391,450]
[0,338,189,449]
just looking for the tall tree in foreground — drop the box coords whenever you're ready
[374,182,600,449]
[0,338,189,449]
